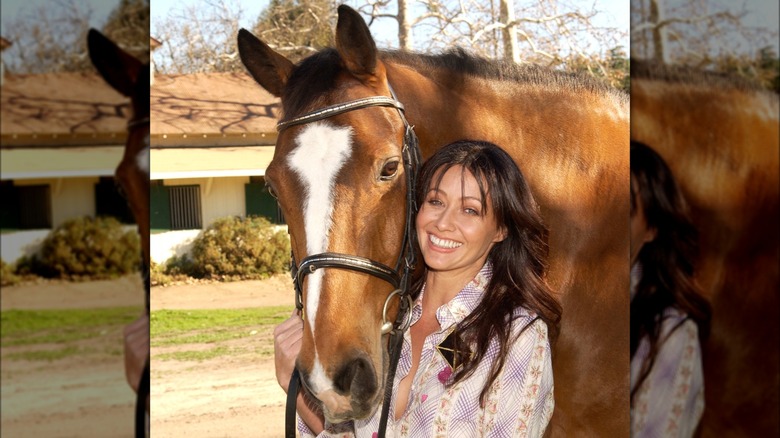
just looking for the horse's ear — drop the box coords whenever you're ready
[335,5,377,77]
[237,28,294,97]
[87,28,142,97]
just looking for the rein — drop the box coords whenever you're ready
[279,89,421,438]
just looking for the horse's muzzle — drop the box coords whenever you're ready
[334,354,377,399]
[301,353,382,422]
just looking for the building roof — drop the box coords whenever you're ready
[1,70,283,179]
[1,72,129,146]
[0,37,11,51]
[150,36,162,50]
[151,71,280,141]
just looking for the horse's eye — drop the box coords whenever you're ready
[380,160,400,181]
[265,182,278,199]
[115,182,128,199]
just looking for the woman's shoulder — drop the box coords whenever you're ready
[659,307,699,342]
[509,307,548,339]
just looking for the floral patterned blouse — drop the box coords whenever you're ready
[630,263,704,437]
[298,263,554,437]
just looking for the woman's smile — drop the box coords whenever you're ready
[427,233,463,250]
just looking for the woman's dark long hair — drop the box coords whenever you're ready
[414,139,562,406]
[630,140,712,405]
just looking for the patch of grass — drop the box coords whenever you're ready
[5,346,83,362]
[152,330,245,346]
[151,306,292,360]
[156,346,233,362]
[150,306,291,346]
[1,307,141,347]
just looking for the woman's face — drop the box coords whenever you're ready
[416,166,506,276]
[630,178,656,266]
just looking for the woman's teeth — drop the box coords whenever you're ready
[430,234,462,249]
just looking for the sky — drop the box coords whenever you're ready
[147,0,631,51]
[1,0,117,30]
[150,0,267,32]
[1,0,776,60]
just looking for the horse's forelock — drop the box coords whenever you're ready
[282,49,344,119]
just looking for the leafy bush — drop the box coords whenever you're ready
[1,259,21,286]
[188,216,290,280]
[150,258,192,286]
[33,216,141,281]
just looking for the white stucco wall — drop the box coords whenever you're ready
[0,230,49,264]
[149,229,201,265]
[52,178,98,226]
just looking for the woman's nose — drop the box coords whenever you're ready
[434,206,456,231]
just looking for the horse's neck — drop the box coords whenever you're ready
[386,62,510,151]
[385,61,627,159]
[632,80,779,209]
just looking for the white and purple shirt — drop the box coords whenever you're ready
[299,263,554,437]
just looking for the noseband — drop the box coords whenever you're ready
[279,89,421,438]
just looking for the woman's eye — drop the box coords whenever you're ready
[379,160,400,180]
[464,208,479,216]
[427,198,443,206]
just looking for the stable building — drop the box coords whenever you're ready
[0,52,133,263]
[150,71,280,230]
[148,67,282,263]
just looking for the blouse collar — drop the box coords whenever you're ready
[412,263,494,329]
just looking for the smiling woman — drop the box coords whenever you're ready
[276,140,562,437]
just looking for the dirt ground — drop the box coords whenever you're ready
[150,276,295,438]
[1,274,298,438]
[1,275,145,438]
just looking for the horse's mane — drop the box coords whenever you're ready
[382,47,621,96]
[631,58,768,93]
[282,47,626,119]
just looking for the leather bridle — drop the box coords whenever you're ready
[279,89,421,438]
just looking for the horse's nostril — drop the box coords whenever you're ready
[334,355,377,401]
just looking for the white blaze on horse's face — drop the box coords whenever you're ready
[136,135,150,175]
[288,121,353,351]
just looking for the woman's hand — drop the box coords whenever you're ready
[274,309,326,434]
[123,313,149,393]
[274,309,303,393]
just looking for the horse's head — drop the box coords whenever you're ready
[87,29,151,278]
[239,5,419,422]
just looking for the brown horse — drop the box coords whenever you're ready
[87,28,150,437]
[239,5,629,435]
[631,60,780,436]
[87,30,150,289]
